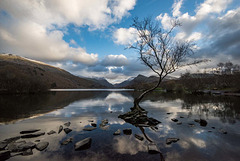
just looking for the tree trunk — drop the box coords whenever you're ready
[134,76,162,111]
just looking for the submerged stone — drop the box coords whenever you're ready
[20,129,40,134]
[47,130,56,135]
[123,129,132,135]
[113,129,121,135]
[61,137,73,145]
[58,125,63,134]
[83,127,97,131]
[134,134,144,141]
[36,142,49,151]
[148,143,160,154]
[166,113,172,115]
[177,122,182,125]
[64,128,72,134]
[21,132,45,138]
[74,137,92,151]
[166,138,179,145]
[180,116,184,118]
[64,122,71,127]
[0,150,11,161]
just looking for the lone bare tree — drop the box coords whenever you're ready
[130,17,201,110]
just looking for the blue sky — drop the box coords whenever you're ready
[0,0,240,83]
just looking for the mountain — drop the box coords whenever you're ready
[114,74,176,89]
[0,54,106,93]
[87,77,114,88]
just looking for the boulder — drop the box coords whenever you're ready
[166,113,172,115]
[100,125,110,130]
[47,130,56,135]
[123,129,132,135]
[113,129,121,135]
[61,137,73,145]
[20,129,40,134]
[64,122,71,127]
[36,142,49,151]
[21,132,45,138]
[0,150,10,161]
[166,138,179,145]
[74,137,92,151]
[148,143,160,154]
[64,128,72,134]
[83,127,97,131]
[134,134,144,141]
[91,123,97,127]
[58,125,63,134]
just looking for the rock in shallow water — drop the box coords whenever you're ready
[91,123,97,127]
[74,137,92,151]
[22,149,33,156]
[83,127,97,131]
[20,129,40,134]
[134,134,144,141]
[36,142,49,151]
[123,129,132,135]
[166,138,180,145]
[148,143,160,154]
[113,129,121,135]
[0,150,11,161]
[64,122,71,127]
[61,137,73,145]
[58,125,63,134]
[171,118,178,122]
[64,128,72,134]
[47,130,56,135]
[21,132,45,138]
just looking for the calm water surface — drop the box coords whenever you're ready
[0,91,240,161]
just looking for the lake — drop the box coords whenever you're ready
[0,90,240,161]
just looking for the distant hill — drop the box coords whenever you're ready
[89,77,114,88]
[0,54,106,93]
[115,74,176,89]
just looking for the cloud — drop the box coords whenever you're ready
[113,27,138,45]
[172,0,183,17]
[0,0,136,65]
[101,54,128,67]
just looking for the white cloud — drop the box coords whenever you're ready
[172,0,183,17]
[113,27,138,45]
[0,0,136,65]
[101,54,128,67]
